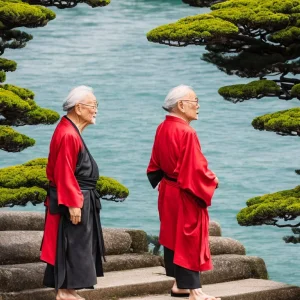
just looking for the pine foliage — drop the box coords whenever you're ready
[0,158,129,207]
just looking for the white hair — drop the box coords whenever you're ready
[163,84,194,112]
[63,85,94,112]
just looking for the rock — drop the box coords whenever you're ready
[103,228,132,255]
[0,263,45,292]
[209,221,222,236]
[203,254,268,284]
[104,253,162,272]
[0,229,140,264]
[0,231,43,265]
[0,212,44,231]
[124,229,148,253]
[209,236,246,255]
[0,254,163,292]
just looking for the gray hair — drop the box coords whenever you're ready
[162,84,194,112]
[63,85,94,112]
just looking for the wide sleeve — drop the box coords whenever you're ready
[54,133,84,208]
[146,130,163,189]
[176,130,217,207]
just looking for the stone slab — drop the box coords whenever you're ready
[210,236,245,255]
[122,279,300,300]
[0,253,163,292]
[0,231,43,264]
[0,266,172,300]
[0,231,244,265]
[0,212,221,237]
[0,212,44,231]
[204,254,268,284]
[124,229,149,253]
[209,221,221,237]
[0,229,133,264]
[0,254,266,292]
[103,228,132,255]
[1,268,300,300]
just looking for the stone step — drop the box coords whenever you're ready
[204,254,267,284]
[0,253,162,292]
[121,279,300,300]
[0,254,266,293]
[0,228,148,264]
[0,230,243,265]
[1,267,299,300]
[0,211,222,236]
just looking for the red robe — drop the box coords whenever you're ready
[147,115,218,272]
[40,117,84,265]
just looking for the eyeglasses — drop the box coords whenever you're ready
[181,98,199,104]
[78,102,98,110]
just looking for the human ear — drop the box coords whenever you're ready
[177,101,185,113]
[74,104,82,116]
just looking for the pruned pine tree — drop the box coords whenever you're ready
[0,0,129,206]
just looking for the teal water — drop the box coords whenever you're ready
[2,0,299,286]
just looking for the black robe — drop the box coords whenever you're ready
[42,116,105,290]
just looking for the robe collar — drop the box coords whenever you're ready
[165,114,189,125]
[62,115,81,135]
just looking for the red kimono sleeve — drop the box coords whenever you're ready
[54,133,84,208]
[176,130,217,207]
[147,129,164,188]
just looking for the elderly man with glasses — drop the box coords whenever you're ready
[41,86,105,300]
[147,85,220,300]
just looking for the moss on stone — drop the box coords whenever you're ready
[237,185,300,226]
[0,125,35,152]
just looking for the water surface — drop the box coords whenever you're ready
[2,0,299,286]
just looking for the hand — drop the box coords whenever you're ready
[215,177,219,189]
[69,207,81,225]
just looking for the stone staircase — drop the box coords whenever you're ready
[0,211,299,300]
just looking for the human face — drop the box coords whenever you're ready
[77,93,98,125]
[180,91,200,123]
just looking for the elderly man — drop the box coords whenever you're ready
[147,85,220,300]
[41,86,105,300]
